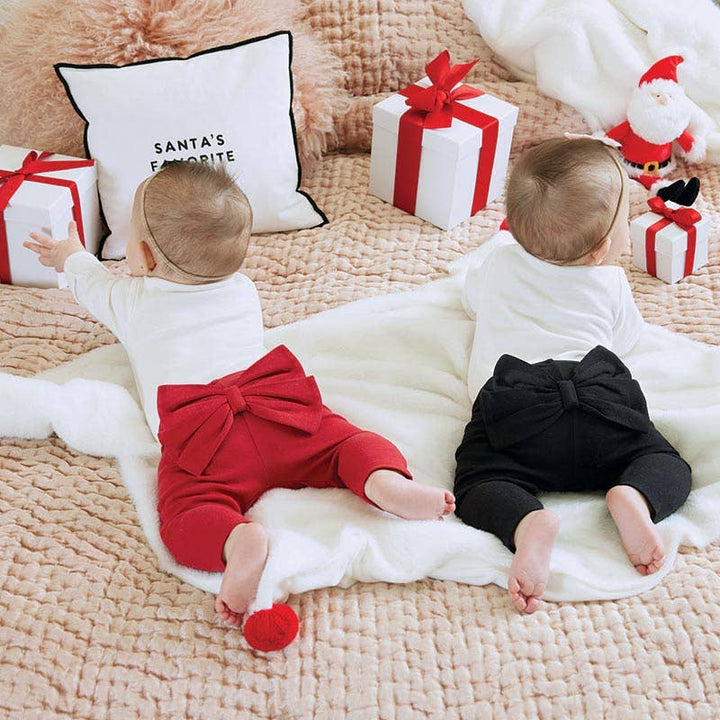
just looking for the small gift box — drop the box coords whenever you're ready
[0,145,101,288]
[368,51,518,231]
[630,196,710,284]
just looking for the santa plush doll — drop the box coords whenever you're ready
[606,55,706,189]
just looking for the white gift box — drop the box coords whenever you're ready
[630,200,710,284]
[368,77,518,230]
[0,145,101,289]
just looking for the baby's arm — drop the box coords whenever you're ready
[24,221,137,340]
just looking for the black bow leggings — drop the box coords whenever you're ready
[454,360,692,552]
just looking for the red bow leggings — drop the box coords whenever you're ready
[157,401,411,573]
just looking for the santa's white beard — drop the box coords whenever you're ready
[627,83,692,144]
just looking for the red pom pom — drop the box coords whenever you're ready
[243,603,299,652]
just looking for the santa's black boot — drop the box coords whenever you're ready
[676,177,700,206]
[656,179,685,203]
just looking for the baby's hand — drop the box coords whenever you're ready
[23,221,85,274]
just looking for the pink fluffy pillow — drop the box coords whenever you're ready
[0,0,348,167]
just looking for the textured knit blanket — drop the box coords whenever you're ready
[2,244,719,612]
[3,0,720,716]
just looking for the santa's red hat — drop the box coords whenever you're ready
[638,55,684,86]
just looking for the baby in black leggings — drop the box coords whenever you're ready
[455,137,691,614]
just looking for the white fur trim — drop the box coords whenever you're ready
[706,131,720,164]
[680,135,707,163]
[639,78,680,93]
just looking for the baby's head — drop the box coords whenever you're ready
[506,137,629,266]
[127,161,252,284]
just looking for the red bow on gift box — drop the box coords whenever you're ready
[401,51,483,129]
[0,150,94,284]
[646,196,701,230]
[393,50,499,217]
[644,196,702,278]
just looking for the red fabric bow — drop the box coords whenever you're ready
[157,345,323,476]
[401,50,482,129]
[647,196,701,229]
[481,346,649,450]
[0,150,95,284]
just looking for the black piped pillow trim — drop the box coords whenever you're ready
[54,30,328,259]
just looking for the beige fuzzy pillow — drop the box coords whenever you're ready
[0,0,348,167]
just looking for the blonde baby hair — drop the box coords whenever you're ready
[140,161,253,284]
[505,137,626,264]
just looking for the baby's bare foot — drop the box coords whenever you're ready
[606,485,665,575]
[364,469,456,521]
[508,509,559,614]
[214,522,268,627]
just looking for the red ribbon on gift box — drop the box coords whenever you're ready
[644,196,701,279]
[0,151,95,284]
[393,50,500,217]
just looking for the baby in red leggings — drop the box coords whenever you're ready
[25,161,455,627]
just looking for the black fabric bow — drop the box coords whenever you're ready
[481,345,650,449]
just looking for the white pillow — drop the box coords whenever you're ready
[55,31,327,260]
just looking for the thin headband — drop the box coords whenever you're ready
[139,172,235,283]
[600,149,628,241]
[540,141,628,265]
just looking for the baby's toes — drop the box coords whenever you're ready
[227,606,244,627]
[215,598,243,627]
[508,577,528,612]
[512,572,545,613]
[215,598,231,622]
[630,545,665,576]
[442,491,456,515]
[646,548,665,575]
[523,581,545,614]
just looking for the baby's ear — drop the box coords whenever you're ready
[588,237,612,266]
[140,240,157,271]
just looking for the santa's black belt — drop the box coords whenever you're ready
[624,157,672,172]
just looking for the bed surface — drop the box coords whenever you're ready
[2,1,720,717]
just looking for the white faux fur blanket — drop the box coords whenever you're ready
[462,0,720,159]
[1,250,719,612]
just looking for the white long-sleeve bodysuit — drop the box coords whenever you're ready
[463,232,644,400]
[64,252,267,439]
